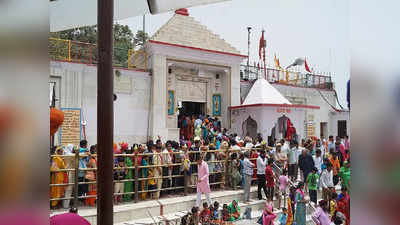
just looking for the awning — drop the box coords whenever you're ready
[50,0,230,32]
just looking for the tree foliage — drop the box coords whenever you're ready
[50,24,149,67]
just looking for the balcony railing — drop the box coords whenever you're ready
[49,37,148,70]
[240,65,333,90]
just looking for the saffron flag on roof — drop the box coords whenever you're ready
[274,54,282,69]
[259,31,265,60]
[304,57,311,73]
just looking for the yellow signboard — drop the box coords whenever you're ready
[307,123,315,137]
[59,108,81,147]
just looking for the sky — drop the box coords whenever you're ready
[119,0,350,108]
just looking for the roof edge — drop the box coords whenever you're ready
[148,40,248,58]
[228,103,320,110]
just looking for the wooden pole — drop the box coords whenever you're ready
[97,0,114,224]
[134,148,139,203]
[74,150,79,208]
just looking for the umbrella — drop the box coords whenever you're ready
[50,213,91,225]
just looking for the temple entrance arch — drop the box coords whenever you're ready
[242,116,258,139]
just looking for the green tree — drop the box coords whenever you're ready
[50,24,148,67]
[133,30,149,49]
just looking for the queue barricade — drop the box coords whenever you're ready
[49,146,267,210]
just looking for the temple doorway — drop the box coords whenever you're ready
[242,116,258,139]
[181,101,205,117]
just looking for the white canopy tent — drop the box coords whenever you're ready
[50,0,230,32]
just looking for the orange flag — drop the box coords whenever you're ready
[286,197,293,225]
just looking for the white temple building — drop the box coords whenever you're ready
[50,8,349,146]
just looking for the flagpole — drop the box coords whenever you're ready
[262,29,266,80]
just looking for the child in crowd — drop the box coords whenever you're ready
[189,206,200,225]
[113,157,126,204]
[279,208,288,225]
[199,202,211,225]
[306,167,319,206]
[222,204,230,221]
[211,201,220,220]
[330,192,338,218]
[147,168,156,199]
[278,169,289,209]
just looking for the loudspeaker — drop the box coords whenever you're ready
[216,73,220,79]
[168,68,172,74]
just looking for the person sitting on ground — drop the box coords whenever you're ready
[211,201,220,220]
[227,199,241,221]
[261,199,277,225]
[188,206,199,225]
[221,204,230,221]
[199,202,211,225]
[279,208,288,225]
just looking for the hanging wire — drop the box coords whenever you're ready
[333,89,345,110]
[316,88,340,111]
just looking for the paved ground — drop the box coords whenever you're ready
[234,219,258,225]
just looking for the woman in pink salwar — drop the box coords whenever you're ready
[196,154,212,207]
[262,201,277,225]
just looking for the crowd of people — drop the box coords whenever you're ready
[50,114,350,225]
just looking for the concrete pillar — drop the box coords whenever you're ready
[150,54,169,141]
[230,64,241,107]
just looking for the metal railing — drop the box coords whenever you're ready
[271,161,317,224]
[49,146,264,209]
[50,145,316,225]
[240,64,333,90]
[49,37,148,70]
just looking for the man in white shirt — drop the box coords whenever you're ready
[234,134,241,143]
[287,141,298,182]
[256,150,268,200]
[243,151,254,203]
[313,149,323,189]
[313,149,323,174]
[320,164,334,200]
[162,143,172,194]
[275,143,287,169]
[280,139,290,155]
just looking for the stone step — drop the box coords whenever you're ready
[51,184,340,225]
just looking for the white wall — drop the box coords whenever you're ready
[329,111,350,138]
[50,61,151,146]
[271,84,337,139]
